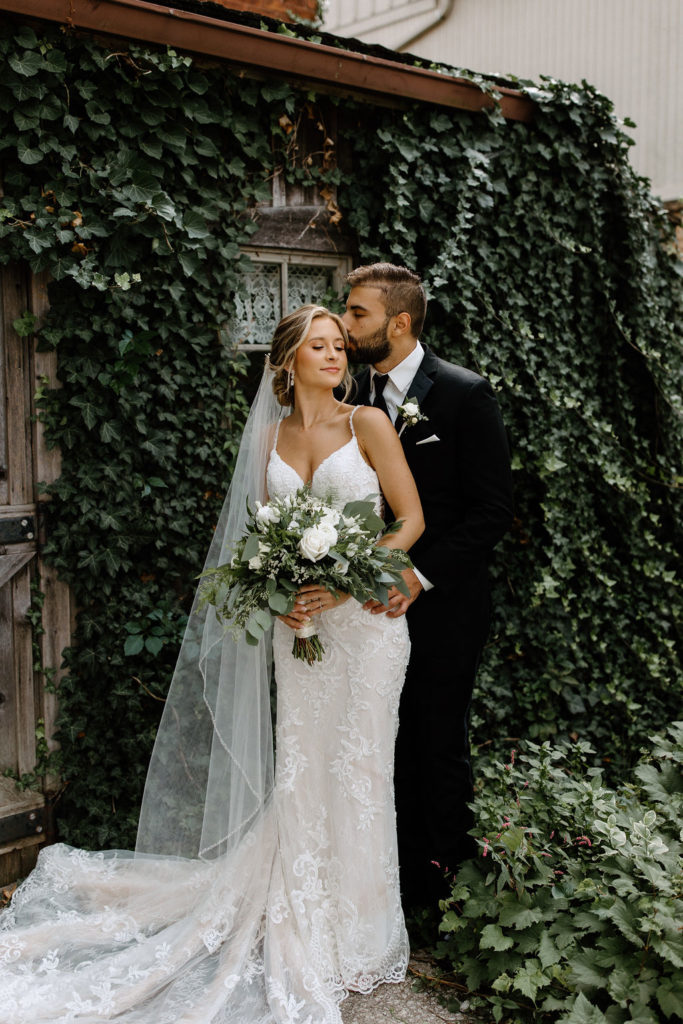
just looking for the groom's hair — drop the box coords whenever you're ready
[346,263,426,338]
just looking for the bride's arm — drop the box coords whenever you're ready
[353,406,425,552]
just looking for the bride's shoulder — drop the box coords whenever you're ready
[347,405,397,443]
[342,404,383,424]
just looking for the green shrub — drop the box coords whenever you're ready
[437,725,683,1022]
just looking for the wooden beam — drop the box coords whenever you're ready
[0,0,534,122]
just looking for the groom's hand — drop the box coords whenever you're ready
[364,568,423,618]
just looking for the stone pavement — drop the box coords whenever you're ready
[341,957,478,1024]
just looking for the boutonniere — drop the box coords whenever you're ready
[397,397,428,438]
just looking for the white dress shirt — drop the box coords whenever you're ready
[370,341,424,423]
[370,341,433,592]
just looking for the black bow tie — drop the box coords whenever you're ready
[372,373,390,418]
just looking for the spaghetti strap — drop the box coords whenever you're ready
[348,406,358,438]
[272,417,282,452]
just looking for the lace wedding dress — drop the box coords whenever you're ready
[0,409,410,1024]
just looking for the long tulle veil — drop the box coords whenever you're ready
[136,361,283,861]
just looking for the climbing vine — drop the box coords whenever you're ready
[0,17,680,850]
[341,88,682,765]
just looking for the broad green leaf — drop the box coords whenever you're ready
[570,953,607,989]
[103,548,121,575]
[656,980,683,1020]
[268,591,291,614]
[100,421,122,444]
[16,139,43,164]
[183,210,210,238]
[241,534,260,561]
[538,931,562,968]
[13,25,39,48]
[480,924,514,951]
[254,608,273,631]
[178,251,200,277]
[9,50,43,76]
[513,960,547,1000]
[69,394,99,430]
[124,635,144,656]
[651,934,683,969]
[150,192,176,222]
[565,993,608,1024]
[498,901,543,930]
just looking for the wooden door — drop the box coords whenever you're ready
[0,266,71,884]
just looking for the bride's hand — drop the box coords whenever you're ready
[277,585,349,630]
[295,583,350,617]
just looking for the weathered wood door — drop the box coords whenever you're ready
[0,265,71,885]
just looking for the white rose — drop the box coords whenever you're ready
[255,503,280,530]
[248,555,262,570]
[298,523,338,561]
[402,402,419,418]
[319,508,340,527]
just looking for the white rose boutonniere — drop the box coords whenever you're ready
[397,397,428,437]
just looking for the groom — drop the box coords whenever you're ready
[342,263,513,911]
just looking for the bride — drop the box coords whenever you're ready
[0,305,424,1024]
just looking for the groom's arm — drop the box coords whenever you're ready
[411,378,513,591]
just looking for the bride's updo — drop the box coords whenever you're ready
[268,304,353,407]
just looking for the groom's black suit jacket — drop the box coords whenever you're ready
[353,345,513,644]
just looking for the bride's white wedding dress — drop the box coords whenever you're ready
[0,409,410,1024]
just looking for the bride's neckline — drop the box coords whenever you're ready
[271,437,356,487]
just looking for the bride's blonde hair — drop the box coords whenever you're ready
[268,304,353,407]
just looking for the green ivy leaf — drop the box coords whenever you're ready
[182,210,210,238]
[16,138,43,164]
[69,394,99,430]
[8,50,44,77]
[479,924,514,951]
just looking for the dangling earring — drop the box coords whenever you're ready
[288,367,295,390]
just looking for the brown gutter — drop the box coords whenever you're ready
[0,0,534,123]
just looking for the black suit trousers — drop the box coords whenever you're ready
[394,589,484,907]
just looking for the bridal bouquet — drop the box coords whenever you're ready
[198,486,412,664]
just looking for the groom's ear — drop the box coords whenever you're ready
[391,311,412,336]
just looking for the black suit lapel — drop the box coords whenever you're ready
[404,364,434,408]
[400,345,439,421]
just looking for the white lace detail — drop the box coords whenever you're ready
[0,433,410,1024]
[267,410,380,515]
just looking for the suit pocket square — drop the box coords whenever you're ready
[415,434,440,446]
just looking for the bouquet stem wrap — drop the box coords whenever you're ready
[293,619,325,664]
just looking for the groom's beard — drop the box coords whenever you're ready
[347,318,392,365]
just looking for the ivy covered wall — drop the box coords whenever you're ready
[0,19,680,849]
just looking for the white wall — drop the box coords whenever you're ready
[323,0,683,200]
